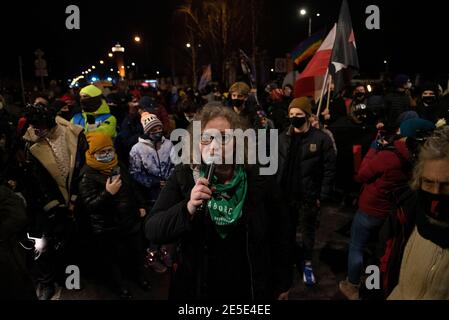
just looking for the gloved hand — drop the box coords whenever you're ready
[27,234,48,260]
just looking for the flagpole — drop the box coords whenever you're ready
[316,68,329,117]
[325,74,332,112]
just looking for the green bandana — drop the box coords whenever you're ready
[200,165,248,239]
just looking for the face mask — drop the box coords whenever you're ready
[81,96,102,113]
[149,132,163,142]
[95,152,115,163]
[290,116,307,129]
[59,111,73,121]
[354,92,365,100]
[422,96,436,106]
[232,99,245,109]
[419,190,449,219]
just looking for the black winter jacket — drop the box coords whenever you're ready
[78,163,143,235]
[144,165,292,300]
[277,126,336,202]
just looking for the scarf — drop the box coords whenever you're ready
[416,190,449,249]
[86,152,118,174]
[200,165,248,239]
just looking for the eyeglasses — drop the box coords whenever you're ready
[200,132,233,145]
[96,148,114,157]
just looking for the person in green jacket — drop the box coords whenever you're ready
[71,84,117,138]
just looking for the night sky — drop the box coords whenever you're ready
[1,0,447,85]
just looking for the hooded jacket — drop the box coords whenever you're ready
[71,100,117,138]
[129,137,174,204]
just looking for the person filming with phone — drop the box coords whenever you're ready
[78,132,149,299]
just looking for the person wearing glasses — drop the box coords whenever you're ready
[144,104,292,300]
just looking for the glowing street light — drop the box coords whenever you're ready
[88,68,92,72]
[156,71,160,75]
[99,60,104,64]
[110,68,114,72]
[108,53,113,58]
[300,9,307,16]
[131,62,136,66]
[186,43,191,48]
[134,36,141,43]
[92,66,96,69]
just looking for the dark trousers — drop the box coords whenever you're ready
[92,230,145,290]
[289,200,320,262]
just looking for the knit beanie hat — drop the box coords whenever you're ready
[141,112,163,134]
[288,97,312,116]
[394,74,410,88]
[86,132,114,155]
[80,85,102,98]
[399,118,435,138]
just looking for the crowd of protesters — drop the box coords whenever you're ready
[1,73,449,300]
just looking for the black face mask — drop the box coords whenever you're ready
[418,190,449,220]
[422,96,436,106]
[59,111,73,121]
[231,99,245,109]
[81,96,102,113]
[290,116,307,129]
[354,92,366,101]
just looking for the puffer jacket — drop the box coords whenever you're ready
[129,137,174,205]
[356,139,411,219]
[277,126,336,201]
[71,99,117,138]
[78,163,143,234]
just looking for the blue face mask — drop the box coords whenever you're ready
[149,132,163,142]
[95,152,115,163]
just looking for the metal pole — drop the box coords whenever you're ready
[316,68,330,117]
[308,17,312,37]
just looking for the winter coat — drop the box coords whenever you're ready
[388,227,449,300]
[277,126,336,202]
[356,139,411,219]
[129,137,174,205]
[78,163,143,235]
[22,116,87,236]
[0,185,36,299]
[71,99,117,138]
[144,165,292,300]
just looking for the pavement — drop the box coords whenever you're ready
[54,202,373,300]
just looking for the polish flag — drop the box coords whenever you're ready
[294,24,336,101]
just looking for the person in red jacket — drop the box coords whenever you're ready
[339,118,435,300]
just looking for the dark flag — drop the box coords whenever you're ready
[330,0,359,95]
[239,49,256,88]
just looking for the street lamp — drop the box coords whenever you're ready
[134,36,141,43]
[99,60,104,64]
[186,43,191,48]
[156,71,160,75]
[299,8,319,37]
[108,53,113,58]
[131,62,136,66]
[92,66,96,69]
[110,68,114,72]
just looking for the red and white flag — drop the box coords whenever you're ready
[294,24,336,101]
